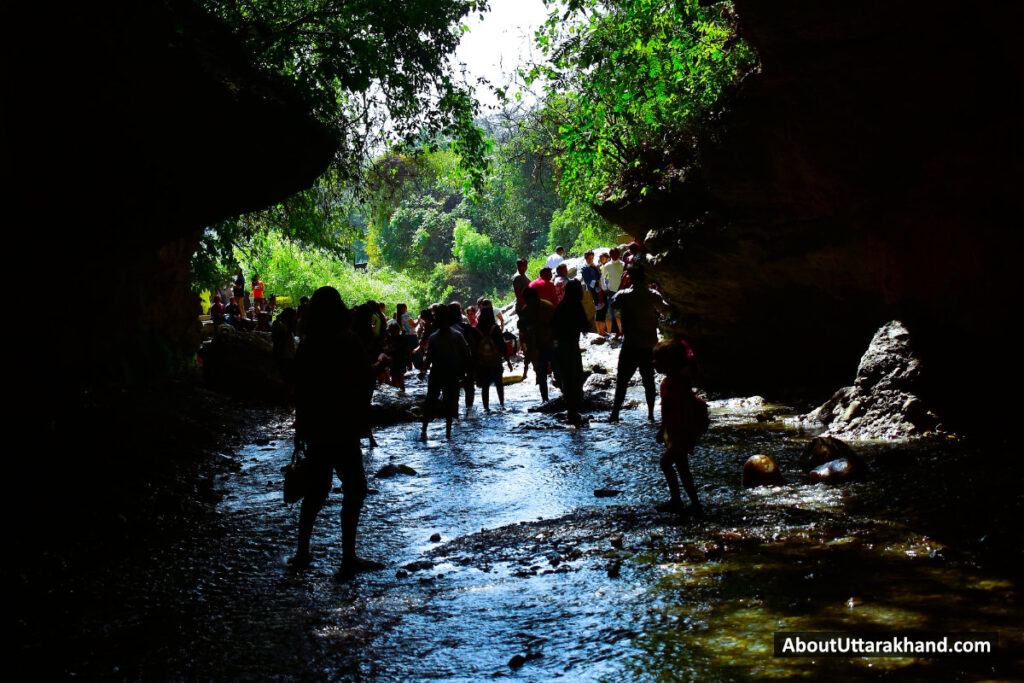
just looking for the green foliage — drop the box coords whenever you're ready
[232,230,430,312]
[524,0,755,203]
[375,196,458,272]
[201,0,492,192]
[452,218,515,293]
[191,171,362,291]
[547,199,617,255]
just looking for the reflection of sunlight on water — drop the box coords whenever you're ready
[200,378,1022,681]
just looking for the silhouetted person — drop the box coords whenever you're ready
[519,286,555,403]
[552,280,590,426]
[231,267,245,311]
[296,295,311,340]
[474,306,511,412]
[271,306,298,383]
[512,258,530,315]
[291,286,382,579]
[420,305,471,440]
[609,262,668,422]
[209,294,226,326]
[653,339,703,516]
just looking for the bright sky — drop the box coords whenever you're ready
[453,0,552,109]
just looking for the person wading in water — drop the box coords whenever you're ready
[608,260,669,423]
[291,286,383,579]
[420,304,472,440]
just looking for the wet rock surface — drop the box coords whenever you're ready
[799,321,943,440]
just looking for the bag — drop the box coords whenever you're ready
[282,441,311,504]
[476,327,502,366]
[685,390,710,438]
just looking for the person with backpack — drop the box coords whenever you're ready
[291,286,383,578]
[519,286,555,403]
[652,338,708,516]
[474,306,512,412]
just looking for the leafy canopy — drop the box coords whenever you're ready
[523,0,755,203]
[201,0,493,191]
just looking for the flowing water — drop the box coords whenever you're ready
[57,372,1021,680]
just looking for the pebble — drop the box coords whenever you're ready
[607,559,622,578]
[429,533,442,542]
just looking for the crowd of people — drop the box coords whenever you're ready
[206,270,276,332]
[207,246,707,579]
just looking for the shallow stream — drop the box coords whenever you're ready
[61,370,1022,680]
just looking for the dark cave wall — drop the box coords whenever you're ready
[603,0,1023,428]
[6,0,336,407]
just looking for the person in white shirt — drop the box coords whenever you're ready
[600,247,625,336]
[545,245,565,271]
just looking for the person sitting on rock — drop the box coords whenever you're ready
[209,294,226,326]
[608,260,669,422]
[291,286,383,579]
[652,338,704,516]
[421,304,472,440]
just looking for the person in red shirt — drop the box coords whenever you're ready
[652,339,704,516]
[528,267,558,307]
[251,275,265,312]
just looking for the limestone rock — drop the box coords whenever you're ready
[809,457,865,484]
[799,322,942,439]
[741,454,785,488]
[799,436,855,471]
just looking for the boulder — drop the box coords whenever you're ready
[199,325,285,399]
[809,457,865,484]
[799,321,942,439]
[741,454,785,488]
[799,436,856,471]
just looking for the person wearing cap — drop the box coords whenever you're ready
[545,245,566,271]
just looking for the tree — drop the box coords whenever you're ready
[522,0,756,204]
[201,0,492,190]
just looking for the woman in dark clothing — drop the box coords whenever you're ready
[474,306,512,412]
[291,286,382,579]
[551,279,591,426]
